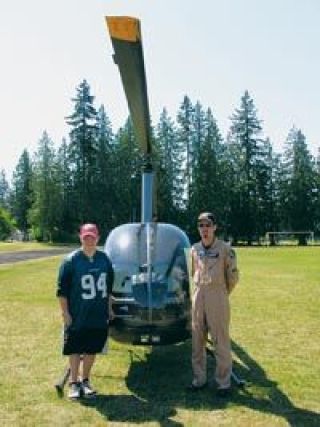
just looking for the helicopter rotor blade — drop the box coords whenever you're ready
[106,16,152,163]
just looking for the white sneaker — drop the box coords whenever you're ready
[68,382,82,400]
[81,379,97,398]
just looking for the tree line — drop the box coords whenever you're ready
[1,80,319,244]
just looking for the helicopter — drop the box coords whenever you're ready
[103,16,192,346]
[54,17,244,396]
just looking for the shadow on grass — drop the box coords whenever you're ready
[81,340,320,426]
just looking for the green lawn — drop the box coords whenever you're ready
[0,248,319,426]
[0,241,69,252]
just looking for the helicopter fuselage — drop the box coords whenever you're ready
[104,222,191,345]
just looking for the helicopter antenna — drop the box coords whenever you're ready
[106,16,154,222]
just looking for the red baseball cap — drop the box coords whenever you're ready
[79,223,99,238]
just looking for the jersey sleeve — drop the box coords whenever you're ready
[56,257,73,298]
[225,247,239,294]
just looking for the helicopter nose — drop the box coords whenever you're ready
[132,281,167,308]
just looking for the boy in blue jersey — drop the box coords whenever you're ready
[56,223,114,400]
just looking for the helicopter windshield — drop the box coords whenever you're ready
[104,222,190,297]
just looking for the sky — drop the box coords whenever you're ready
[1,0,320,179]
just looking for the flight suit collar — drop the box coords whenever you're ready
[201,237,217,251]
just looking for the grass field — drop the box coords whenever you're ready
[0,248,319,426]
[0,242,69,252]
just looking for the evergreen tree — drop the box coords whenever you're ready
[29,131,61,241]
[113,119,142,224]
[176,96,195,212]
[227,91,266,244]
[0,169,10,209]
[11,150,33,238]
[254,138,280,240]
[55,137,75,240]
[155,108,179,223]
[264,148,283,244]
[91,105,116,236]
[279,127,316,244]
[66,79,98,222]
[192,101,207,168]
[314,148,320,235]
[190,108,226,240]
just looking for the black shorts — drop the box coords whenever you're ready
[63,327,108,355]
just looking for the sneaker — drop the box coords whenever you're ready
[68,382,82,400]
[81,379,97,398]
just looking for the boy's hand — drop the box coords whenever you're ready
[62,311,72,327]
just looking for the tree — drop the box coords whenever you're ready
[29,131,61,241]
[91,105,116,236]
[279,127,316,244]
[54,137,75,241]
[190,108,226,240]
[0,206,15,240]
[113,119,142,224]
[176,96,195,213]
[192,101,207,167]
[11,150,33,238]
[155,108,180,223]
[66,79,98,222]
[0,169,10,209]
[253,138,282,240]
[313,148,320,235]
[263,146,283,244]
[227,91,266,244]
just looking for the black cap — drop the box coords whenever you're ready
[197,212,216,224]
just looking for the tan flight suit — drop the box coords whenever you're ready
[191,239,239,389]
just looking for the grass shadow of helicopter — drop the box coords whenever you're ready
[80,339,320,426]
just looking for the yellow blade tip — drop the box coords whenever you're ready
[106,16,141,42]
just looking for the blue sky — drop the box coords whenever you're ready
[1,0,319,179]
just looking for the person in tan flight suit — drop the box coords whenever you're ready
[188,212,239,397]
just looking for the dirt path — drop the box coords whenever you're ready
[0,248,72,264]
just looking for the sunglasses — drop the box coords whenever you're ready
[198,223,213,228]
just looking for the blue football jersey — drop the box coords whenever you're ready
[57,249,114,330]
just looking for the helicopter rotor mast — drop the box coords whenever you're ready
[106,16,154,223]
